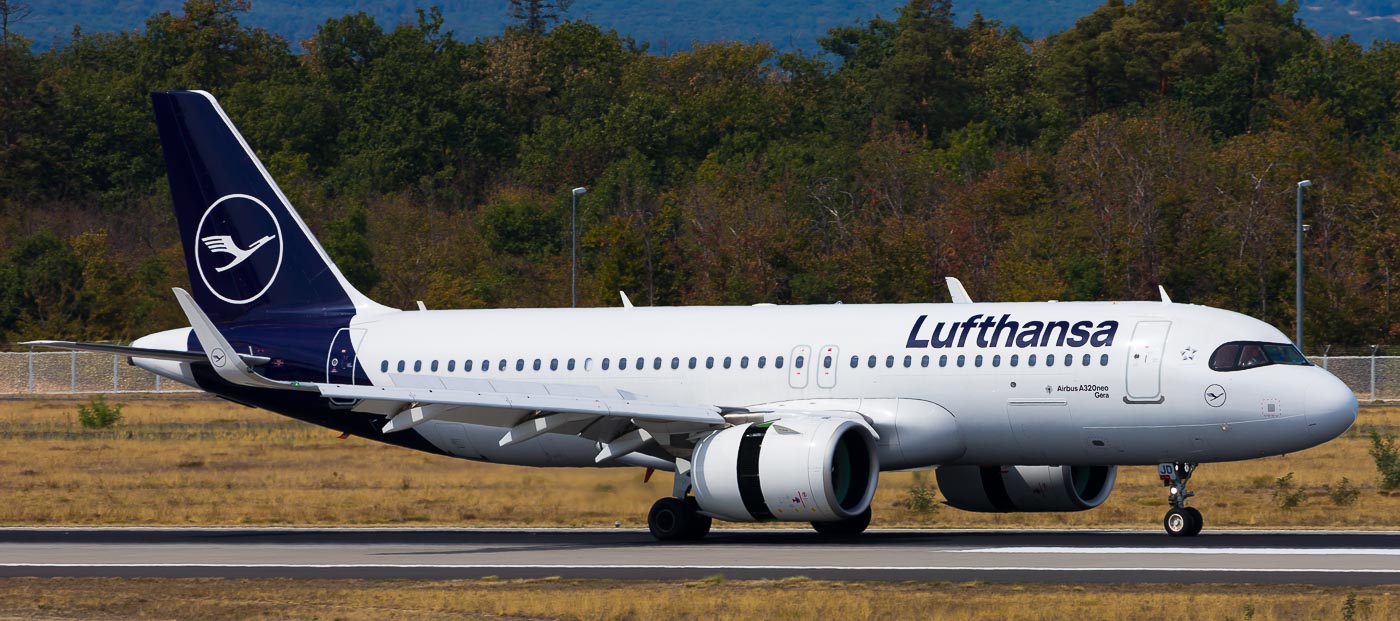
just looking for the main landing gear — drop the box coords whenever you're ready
[648,459,711,541]
[1159,462,1203,537]
[647,496,712,541]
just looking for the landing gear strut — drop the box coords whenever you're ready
[1159,462,1203,537]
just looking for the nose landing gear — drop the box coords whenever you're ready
[1159,462,1203,537]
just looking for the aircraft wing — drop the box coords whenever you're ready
[318,378,728,464]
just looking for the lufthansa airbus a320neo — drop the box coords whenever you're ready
[30,91,1358,540]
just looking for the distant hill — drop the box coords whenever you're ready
[11,1,1400,53]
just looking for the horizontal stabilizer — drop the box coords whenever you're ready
[22,340,270,366]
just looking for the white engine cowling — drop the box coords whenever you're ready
[691,418,879,522]
[935,465,1117,512]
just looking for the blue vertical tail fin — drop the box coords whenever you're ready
[151,90,387,326]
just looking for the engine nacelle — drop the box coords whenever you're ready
[935,465,1117,512]
[691,418,878,522]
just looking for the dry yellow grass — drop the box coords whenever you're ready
[1,396,1397,529]
[0,577,1392,620]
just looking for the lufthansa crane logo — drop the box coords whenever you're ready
[194,194,284,304]
[1204,384,1227,408]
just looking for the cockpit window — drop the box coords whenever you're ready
[1209,341,1311,372]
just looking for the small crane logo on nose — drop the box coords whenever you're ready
[1204,384,1227,407]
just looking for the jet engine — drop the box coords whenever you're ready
[691,418,878,522]
[935,465,1117,512]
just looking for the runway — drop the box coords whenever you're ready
[2,527,1399,584]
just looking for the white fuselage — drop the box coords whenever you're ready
[238,299,1356,470]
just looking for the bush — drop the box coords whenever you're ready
[1272,473,1306,509]
[1367,430,1400,490]
[77,395,123,429]
[1325,477,1361,506]
[903,472,939,514]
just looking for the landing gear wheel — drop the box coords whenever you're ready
[648,497,709,541]
[684,497,712,539]
[811,506,872,538]
[1163,507,1197,537]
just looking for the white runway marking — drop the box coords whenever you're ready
[962,547,1400,556]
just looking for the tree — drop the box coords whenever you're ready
[507,0,573,36]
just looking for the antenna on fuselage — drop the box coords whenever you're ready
[1158,286,1172,304]
[945,277,973,304]
[619,291,634,308]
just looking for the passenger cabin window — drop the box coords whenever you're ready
[1010,354,1019,367]
[939,355,948,368]
[723,356,732,369]
[850,355,859,369]
[567,358,576,371]
[1064,354,1073,367]
[823,356,832,369]
[381,361,389,373]
[499,359,507,371]
[635,357,644,370]
[758,356,767,368]
[885,355,894,368]
[868,355,877,368]
[672,357,680,370]
[550,359,559,371]
[447,360,455,372]
[1028,354,1037,367]
[431,360,439,372]
[1082,354,1091,367]
[1046,354,1055,367]
[974,355,983,368]
[689,357,698,369]
[1209,341,1310,372]
[602,358,611,371]
[956,355,965,367]
[776,356,785,369]
[533,359,541,371]
[414,360,422,372]
[796,356,805,369]
[516,359,525,371]
[903,355,912,368]
[706,357,715,369]
[619,357,628,370]
[654,357,663,370]
[397,361,406,372]
[1099,354,1108,366]
[992,354,1001,367]
[465,360,473,372]
[742,356,750,369]
[921,355,930,368]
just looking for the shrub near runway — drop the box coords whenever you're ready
[0,397,1396,529]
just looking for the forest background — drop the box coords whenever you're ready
[0,0,1397,352]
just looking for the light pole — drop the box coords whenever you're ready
[1296,179,1311,352]
[571,186,587,308]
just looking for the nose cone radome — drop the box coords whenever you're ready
[1307,371,1358,443]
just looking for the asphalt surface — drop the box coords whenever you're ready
[1,527,1398,584]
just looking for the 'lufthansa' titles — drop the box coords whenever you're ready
[905,314,1119,349]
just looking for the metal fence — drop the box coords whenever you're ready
[0,351,199,395]
[0,350,1397,400]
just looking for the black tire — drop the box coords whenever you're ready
[684,497,712,540]
[811,506,872,538]
[1183,507,1204,537]
[648,497,690,541]
[1164,507,1197,537]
